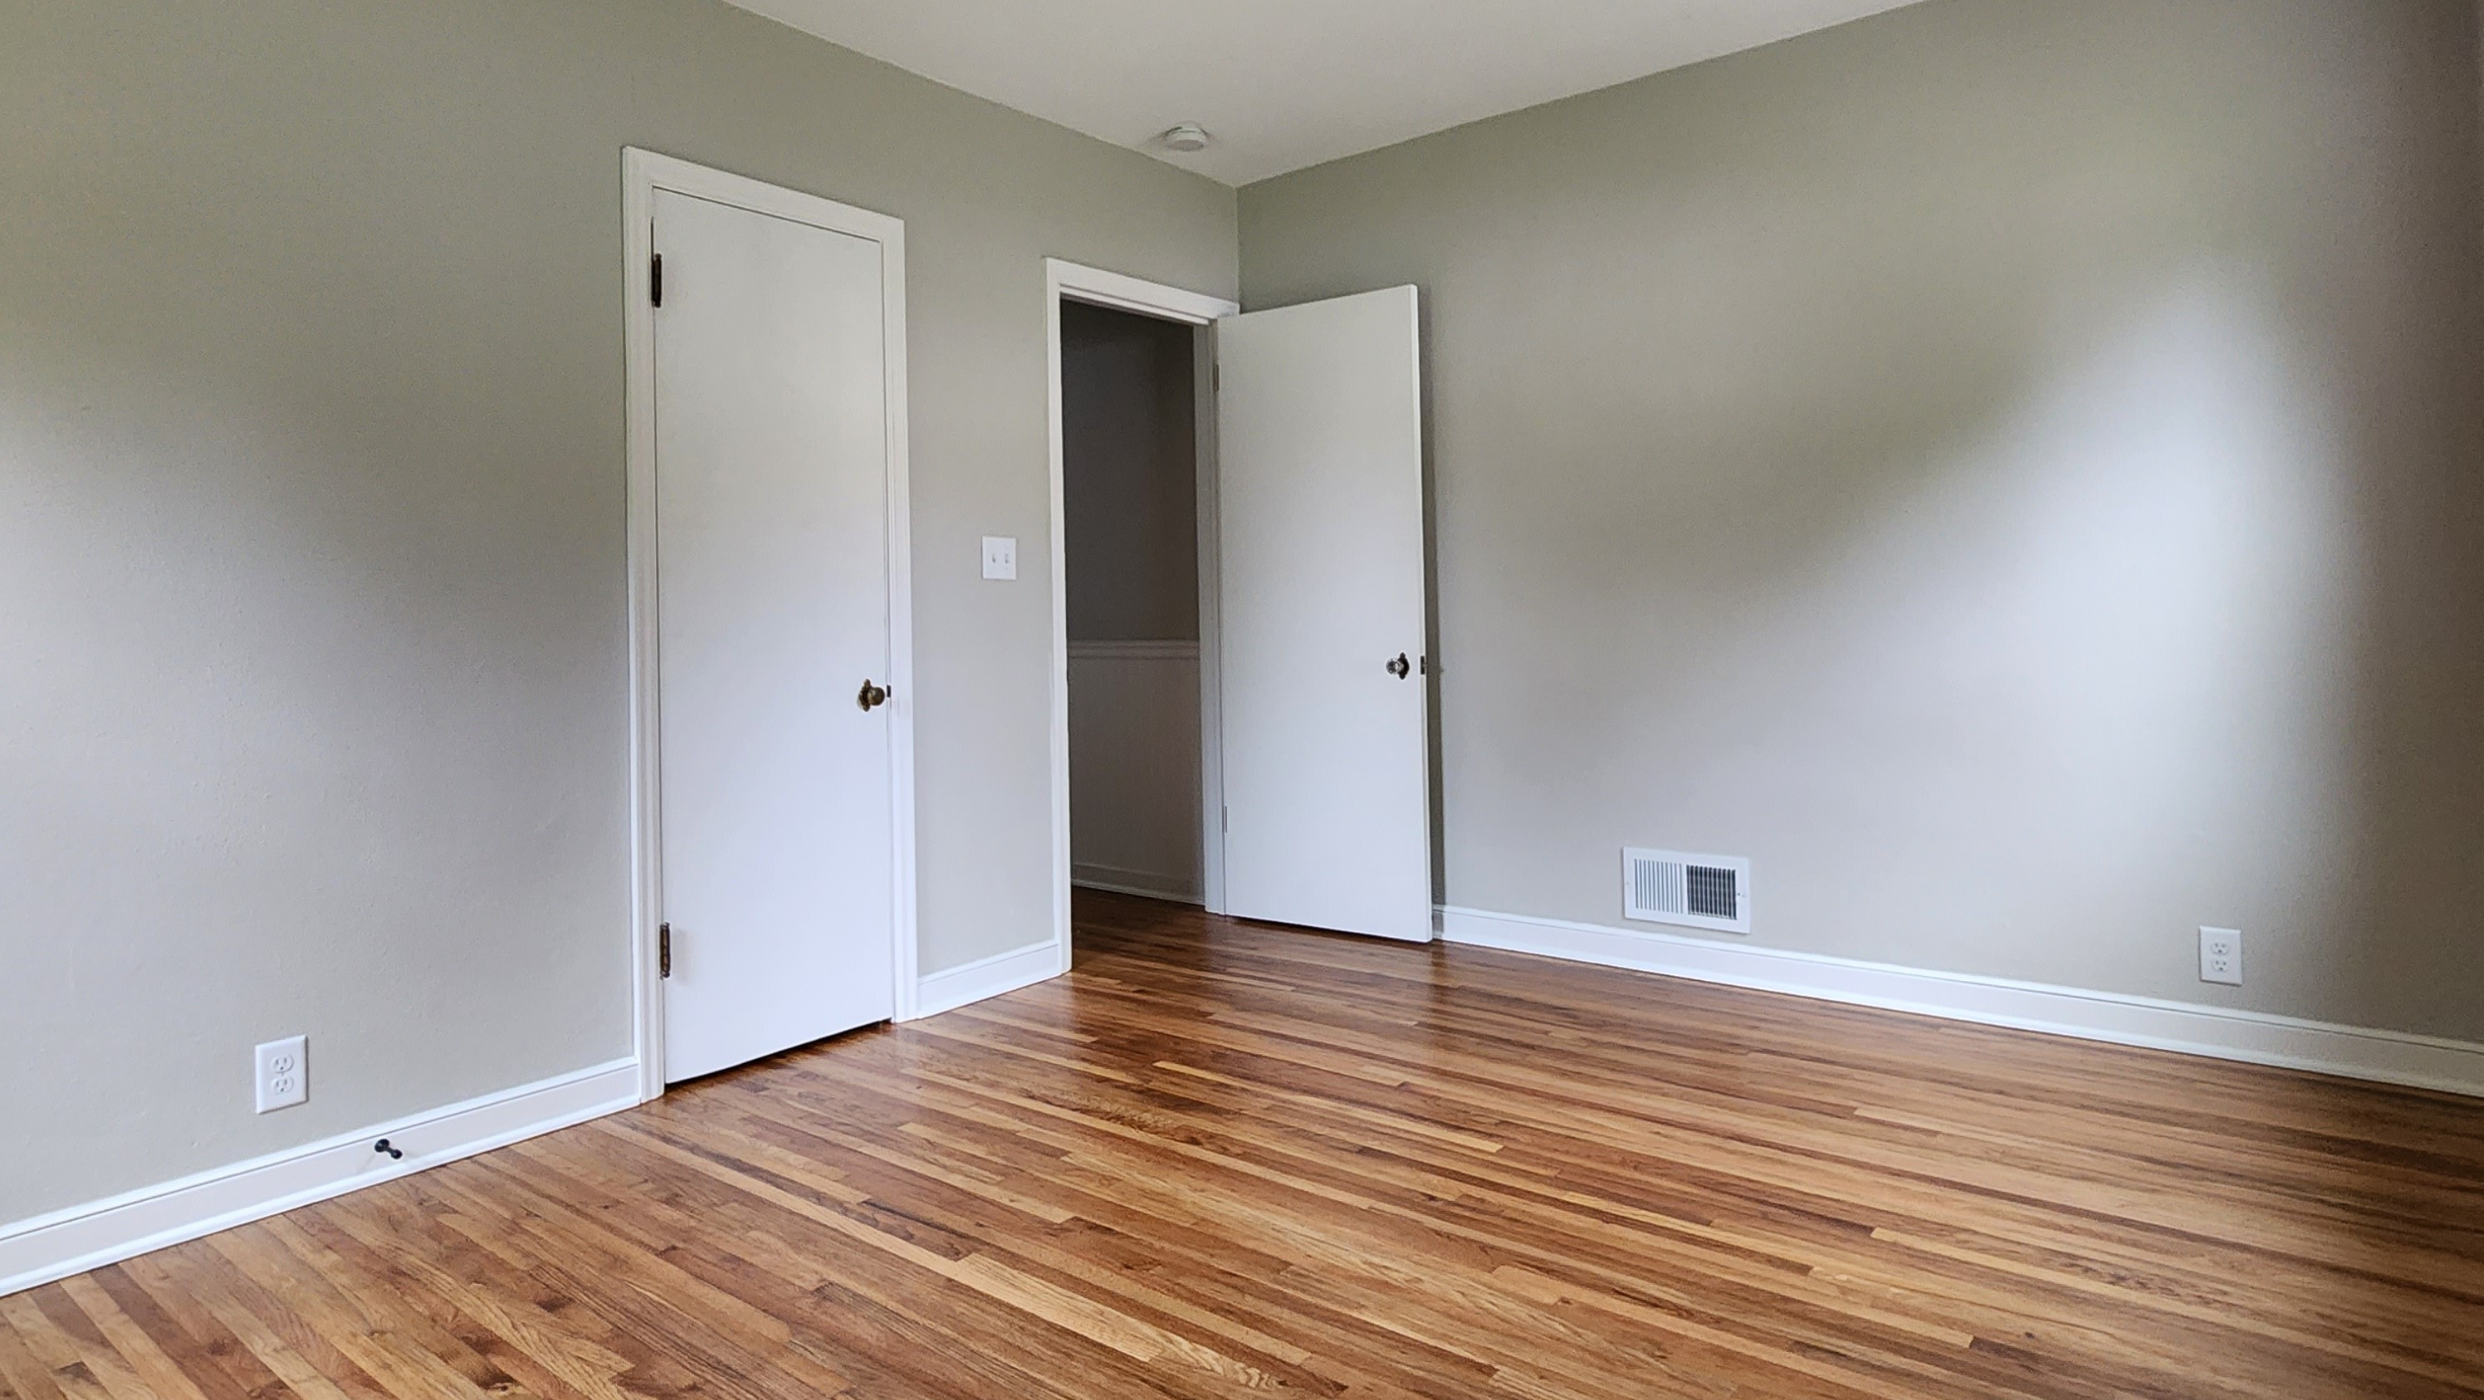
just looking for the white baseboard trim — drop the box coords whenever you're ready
[0,1057,640,1299]
[1439,907,2484,1099]
[913,940,1065,1020]
[1071,861,1203,905]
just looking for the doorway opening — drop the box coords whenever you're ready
[1045,261,1434,973]
[1062,301,1206,906]
[1044,263,1237,970]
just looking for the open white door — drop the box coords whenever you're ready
[1215,286,1432,942]
[650,182,901,1082]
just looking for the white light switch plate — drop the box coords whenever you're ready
[255,1035,308,1113]
[982,535,1018,581]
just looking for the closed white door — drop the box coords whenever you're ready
[654,187,896,1082]
[1215,286,1432,942]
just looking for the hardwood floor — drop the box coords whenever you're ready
[9,890,2484,1399]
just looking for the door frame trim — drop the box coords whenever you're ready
[623,148,918,1103]
[1044,259,1238,968]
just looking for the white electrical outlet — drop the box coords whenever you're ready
[255,1035,308,1113]
[2199,927,2243,986]
[981,535,1017,581]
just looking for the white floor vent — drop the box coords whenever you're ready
[1623,848,1751,935]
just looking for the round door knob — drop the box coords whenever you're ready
[857,679,890,711]
[1386,653,1412,679]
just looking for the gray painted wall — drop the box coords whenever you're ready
[1241,0,2484,1039]
[0,0,1231,1222]
[1062,302,1200,643]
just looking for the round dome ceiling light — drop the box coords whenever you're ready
[1161,123,1212,153]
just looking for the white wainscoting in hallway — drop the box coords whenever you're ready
[1068,640,1202,903]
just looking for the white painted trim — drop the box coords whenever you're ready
[623,152,665,1104]
[914,941,1067,1019]
[1068,639,1201,661]
[624,148,919,1090]
[0,1059,638,1299]
[883,209,921,1029]
[1191,323,1228,917]
[1045,259,1241,981]
[1439,907,2484,1098]
[1053,262,1237,326]
[1072,862,1204,904]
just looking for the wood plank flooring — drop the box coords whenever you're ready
[9,889,2484,1398]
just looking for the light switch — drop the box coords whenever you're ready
[982,536,1018,581]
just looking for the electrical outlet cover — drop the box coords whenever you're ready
[256,1035,308,1113]
[2198,927,2243,986]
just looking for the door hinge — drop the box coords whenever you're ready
[1222,805,1229,833]
[1211,362,1220,393]
[650,252,663,307]
[659,922,671,978]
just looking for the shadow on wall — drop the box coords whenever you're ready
[1243,0,2484,1041]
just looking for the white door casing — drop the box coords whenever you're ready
[624,150,916,1097]
[1214,286,1433,942]
[1042,260,1237,968]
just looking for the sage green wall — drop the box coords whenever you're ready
[1240,0,2484,1039]
[0,0,1231,1222]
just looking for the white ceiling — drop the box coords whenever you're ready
[723,0,1930,186]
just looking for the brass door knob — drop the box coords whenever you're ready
[1386,653,1412,679]
[857,679,890,711]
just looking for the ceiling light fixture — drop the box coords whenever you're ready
[1161,123,1212,152]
